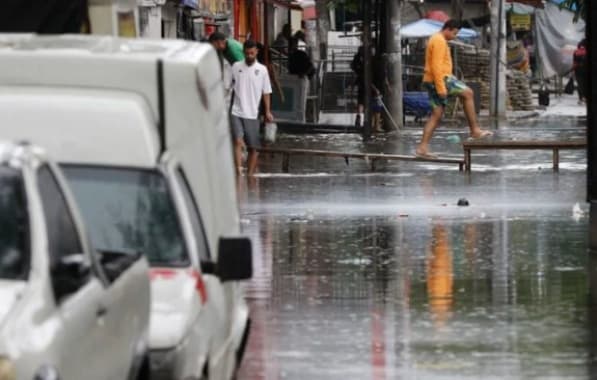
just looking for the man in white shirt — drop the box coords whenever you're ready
[231,39,274,177]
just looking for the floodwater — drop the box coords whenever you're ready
[237,117,594,379]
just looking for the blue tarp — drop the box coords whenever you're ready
[403,92,431,118]
[181,0,198,9]
[549,0,577,11]
[399,19,479,40]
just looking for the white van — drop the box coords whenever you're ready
[0,35,252,380]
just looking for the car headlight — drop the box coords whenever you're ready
[0,356,16,380]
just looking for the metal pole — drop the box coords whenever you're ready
[363,0,372,140]
[588,0,596,202]
[387,0,404,129]
[489,0,506,117]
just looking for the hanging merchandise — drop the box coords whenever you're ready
[535,2,584,77]
[538,84,550,106]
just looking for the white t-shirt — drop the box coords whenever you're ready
[231,60,273,120]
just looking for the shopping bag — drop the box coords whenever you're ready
[264,122,277,143]
[564,77,574,95]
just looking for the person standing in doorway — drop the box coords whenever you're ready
[351,46,367,128]
[573,38,587,104]
[231,40,274,177]
[416,19,492,159]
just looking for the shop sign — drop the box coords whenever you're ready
[510,14,531,31]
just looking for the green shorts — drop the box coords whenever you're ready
[423,76,469,109]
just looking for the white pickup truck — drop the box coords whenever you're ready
[0,141,151,380]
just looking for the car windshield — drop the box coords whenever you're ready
[62,166,188,267]
[0,167,28,280]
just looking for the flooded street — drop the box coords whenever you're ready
[237,117,594,379]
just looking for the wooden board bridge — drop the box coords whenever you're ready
[257,139,587,173]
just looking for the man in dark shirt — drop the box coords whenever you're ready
[573,38,587,104]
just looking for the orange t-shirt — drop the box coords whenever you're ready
[422,32,453,96]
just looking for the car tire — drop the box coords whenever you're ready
[200,359,209,380]
[235,318,252,368]
[135,355,150,380]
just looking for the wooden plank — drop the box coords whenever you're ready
[462,139,585,172]
[257,147,464,165]
[256,147,465,172]
[462,139,586,149]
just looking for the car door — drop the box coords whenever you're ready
[61,165,152,380]
[36,164,106,380]
[94,247,150,380]
[166,163,231,372]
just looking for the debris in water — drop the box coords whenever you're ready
[457,198,470,206]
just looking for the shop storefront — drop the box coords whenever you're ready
[140,0,232,39]
[88,0,139,36]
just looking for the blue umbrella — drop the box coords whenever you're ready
[399,19,479,40]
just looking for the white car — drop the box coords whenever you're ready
[0,35,253,380]
[62,154,252,380]
[0,141,151,380]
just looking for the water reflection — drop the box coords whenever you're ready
[236,115,588,378]
[239,210,590,379]
[426,223,453,329]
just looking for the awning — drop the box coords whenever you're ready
[508,2,537,15]
[506,0,544,7]
[263,0,302,10]
[303,6,316,20]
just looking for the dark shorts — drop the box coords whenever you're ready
[423,76,469,109]
[231,115,261,149]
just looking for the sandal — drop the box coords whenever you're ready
[415,151,439,160]
[468,130,494,140]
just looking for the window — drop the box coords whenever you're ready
[0,167,28,280]
[175,168,211,261]
[63,166,189,267]
[37,165,83,266]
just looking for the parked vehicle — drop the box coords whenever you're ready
[0,141,151,380]
[0,35,253,380]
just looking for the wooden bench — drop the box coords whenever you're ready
[462,139,587,172]
[257,147,465,172]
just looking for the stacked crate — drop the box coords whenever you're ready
[455,46,491,110]
[506,70,534,111]
[454,44,534,111]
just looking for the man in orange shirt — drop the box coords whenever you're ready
[416,20,492,159]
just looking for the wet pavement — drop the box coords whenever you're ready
[237,114,594,379]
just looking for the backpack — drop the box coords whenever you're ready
[288,50,315,78]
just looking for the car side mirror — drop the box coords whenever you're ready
[217,237,253,282]
[51,254,91,302]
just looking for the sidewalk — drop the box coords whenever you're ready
[261,95,586,175]
[441,93,586,127]
[286,94,586,134]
